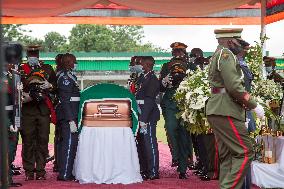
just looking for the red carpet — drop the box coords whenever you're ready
[13,143,259,189]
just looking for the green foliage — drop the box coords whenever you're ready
[246,36,268,81]
[68,25,161,52]
[2,24,30,41]
[3,24,161,53]
[68,25,114,52]
[44,32,67,52]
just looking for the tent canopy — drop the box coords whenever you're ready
[1,0,284,25]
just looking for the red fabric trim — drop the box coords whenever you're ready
[21,63,32,75]
[267,0,284,9]
[213,138,219,179]
[227,116,249,189]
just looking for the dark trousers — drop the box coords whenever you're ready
[162,107,192,174]
[196,134,209,174]
[53,124,61,170]
[21,114,50,177]
[8,131,19,183]
[137,121,159,176]
[57,120,78,179]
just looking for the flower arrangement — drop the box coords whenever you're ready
[174,66,211,134]
[246,36,283,126]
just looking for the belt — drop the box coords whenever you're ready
[136,100,144,105]
[211,87,226,94]
[5,105,13,111]
[70,97,80,102]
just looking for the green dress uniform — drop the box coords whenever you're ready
[3,72,19,184]
[20,61,56,180]
[160,62,192,175]
[206,41,257,188]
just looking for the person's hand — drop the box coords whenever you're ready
[22,92,32,103]
[39,79,52,90]
[139,121,148,134]
[162,74,173,87]
[69,121,77,133]
[9,125,18,133]
[253,104,265,119]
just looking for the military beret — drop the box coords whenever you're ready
[170,42,188,49]
[263,56,276,66]
[26,45,42,52]
[214,28,243,39]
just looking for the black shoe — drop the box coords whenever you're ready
[149,175,159,180]
[193,170,203,176]
[9,182,22,187]
[200,174,211,181]
[12,170,21,176]
[57,176,76,181]
[53,167,58,172]
[46,155,55,163]
[25,175,34,181]
[36,175,46,180]
[141,173,149,180]
[171,160,179,167]
[11,164,21,171]
[179,173,188,179]
[188,163,195,170]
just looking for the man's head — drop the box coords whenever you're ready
[214,28,249,56]
[61,53,77,70]
[26,45,41,66]
[139,56,155,73]
[263,56,276,74]
[170,42,188,58]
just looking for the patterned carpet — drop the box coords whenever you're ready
[13,143,259,189]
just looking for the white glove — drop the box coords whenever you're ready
[22,92,32,103]
[39,80,52,90]
[253,104,265,119]
[9,125,18,133]
[162,74,173,87]
[139,121,148,134]
[69,121,77,133]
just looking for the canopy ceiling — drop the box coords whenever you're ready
[1,0,283,25]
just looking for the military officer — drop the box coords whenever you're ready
[3,43,23,187]
[160,42,193,179]
[135,56,160,180]
[263,56,284,84]
[206,28,265,189]
[263,56,284,129]
[53,53,64,172]
[20,45,56,181]
[56,53,80,181]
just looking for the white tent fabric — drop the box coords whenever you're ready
[2,0,255,17]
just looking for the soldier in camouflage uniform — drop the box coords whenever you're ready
[206,28,265,189]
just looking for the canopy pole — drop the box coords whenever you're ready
[261,0,267,78]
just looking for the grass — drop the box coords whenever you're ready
[19,116,168,145]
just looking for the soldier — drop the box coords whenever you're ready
[263,56,284,84]
[160,42,192,179]
[20,45,56,180]
[263,56,284,129]
[3,43,23,187]
[56,53,80,181]
[206,28,265,189]
[52,53,64,172]
[135,56,160,180]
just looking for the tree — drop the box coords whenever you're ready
[44,32,67,52]
[2,24,30,42]
[68,25,114,52]
[68,24,162,52]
